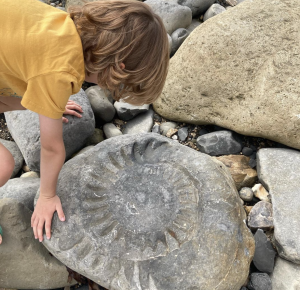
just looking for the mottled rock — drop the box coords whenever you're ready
[186,19,201,34]
[85,128,104,146]
[253,229,276,273]
[5,90,95,172]
[103,123,123,139]
[248,201,273,230]
[252,183,270,202]
[203,3,226,21]
[177,0,215,16]
[178,127,188,141]
[114,101,149,121]
[171,28,189,55]
[0,139,23,178]
[239,187,254,202]
[0,177,40,211]
[271,257,300,290]
[257,148,300,263]
[152,124,160,134]
[123,109,154,134]
[248,273,272,290]
[0,198,75,289]
[216,155,257,190]
[85,86,115,122]
[160,122,177,136]
[144,0,192,34]
[197,131,242,156]
[74,145,94,157]
[153,0,300,150]
[42,133,254,290]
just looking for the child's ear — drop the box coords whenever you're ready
[120,63,125,70]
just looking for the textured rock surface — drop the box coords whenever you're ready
[171,28,189,55]
[5,90,95,171]
[0,177,40,211]
[0,139,23,178]
[257,148,300,264]
[144,0,192,35]
[197,131,242,156]
[177,0,215,16]
[0,198,75,289]
[203,3,226,21]
[42,133,254,290]
[247,273,272,290]
[239,187,254,202]
[114,101,149,121]
[103,123,123,139]
[248,201,273,230]
[216,155,257,190]
[271,257,300,290]
[123,109,154,134]
[253,229,276,273]
[153,0,300,150]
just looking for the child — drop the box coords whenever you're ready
[0,0,169,244]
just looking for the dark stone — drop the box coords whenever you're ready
[248,201,273,230]
[198,128,208,136]
[242,147,254,156]
[247,273,272,290]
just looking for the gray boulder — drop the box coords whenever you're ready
[123,109,154,134]
[0,177,40,211]
[144,0,192,35]
[177,0,215,16]
[203,3,226,21]
[103,123,123,139]
[253,229,276,273]
[5,89,95,172]
[196,130,242,156]
[257,148,300,264]
[114,101,149,121]
[171,28,189,55]
[271,257,300,290]
[85,86,115,122]
[0,139,23,178]
[41,133,254,290]
[0,198,75,289]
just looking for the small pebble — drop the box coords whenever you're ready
[239,187,254,202]
[152,124,160,134]
[242,147,253,156]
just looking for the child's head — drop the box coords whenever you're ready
[69,0,169,105]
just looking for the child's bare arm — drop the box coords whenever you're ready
[31,115,66,242]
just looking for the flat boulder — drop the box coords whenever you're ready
[5,89,95,172]
[154,0,300,150]
[41,133,254,290]
[257,148,300,264]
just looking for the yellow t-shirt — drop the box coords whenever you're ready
[0,0,85,119]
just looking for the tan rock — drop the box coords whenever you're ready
[244,205,253,215]
[252,183,271,202]
[20,171,39,178]
[166,128,178,137]
[153,0,300,150]
[215,155,257,190]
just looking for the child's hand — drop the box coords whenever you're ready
[62,100,83,123]
[31,195,65,242]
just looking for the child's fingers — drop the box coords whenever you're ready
[62,117,68,123]
[56,204,65,222]
[0,234,2,245]
[37,219,45,242]
[32,218,38,239]
[45,219,51,240]
[65,109,82,118]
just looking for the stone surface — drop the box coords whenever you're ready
[186,19,201,34]
[85,128,104,146]
[248,273,272,290]
[0,198,75,289]
[171,28,189,55]
[197,131,242,156]
[271,257,300,290]
[5,90,95,172]
[257,148,300,263]
[153,0,300,151]
[114,101,149,121]
[20,171,39,178]
[144,0,192,35]
[239,187,254,202]
[203,3,226,22]
[177,0,215,16]
[152,124,160,134]
[42,133,254,290]
[160,121,177,136]
[178,127,188,141]
[0,139,23,178]
[123,109,154,134]
[0,177,40,211]
[103,123,123,139]
[252,183,270,202]
[216,155,257,190]
[65,0,97,10]
[253,229,276,273]
[85,86,115,122]
[248,201,273,230]
[167,34,172,55]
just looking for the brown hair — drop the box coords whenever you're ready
[69,0,169,105]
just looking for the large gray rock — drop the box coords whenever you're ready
[154,0,300,151]
[144,0,192,35]
[0,198,75,289]
[257,148,300,264]
[0,139,23,178]
[271,257,300,290]
[177,0,215,16]
[41,133,254,290]
[0,177,40,211]
[5,89,95,172]
[122,109,154,134]
[203,3,226,21]
[114,101,149,121]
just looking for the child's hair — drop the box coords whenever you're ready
[68,0,169,105]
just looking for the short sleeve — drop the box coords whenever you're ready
[21,72,82,119]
